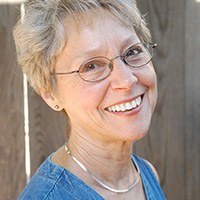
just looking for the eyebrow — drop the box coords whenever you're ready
[120,36,141,50]
[83,36,140,56]
[69,36,140,65]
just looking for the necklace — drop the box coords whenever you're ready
[64,143,140,193]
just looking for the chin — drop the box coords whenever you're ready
[114,124,149,142]
[127,129,148,142]
[129,119,152,141]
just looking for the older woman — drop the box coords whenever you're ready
[14,0,166,199]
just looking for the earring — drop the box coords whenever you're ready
[55,105,59,109]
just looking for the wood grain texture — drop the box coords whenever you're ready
[185,1,200,200]
[0,5,25,200]
[135,0,186,199]
[1,1,197,200]
[28,90,66,175]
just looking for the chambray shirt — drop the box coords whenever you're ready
[18,154,166,200]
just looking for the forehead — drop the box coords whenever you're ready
[58,10,140,65]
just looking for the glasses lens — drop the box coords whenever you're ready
[124,43,153,67]
[79,57,111,82]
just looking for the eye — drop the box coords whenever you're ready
[83,64,97,72]
[80,59,107,73]
[125,45,143,57]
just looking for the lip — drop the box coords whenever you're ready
[105,93,144,110]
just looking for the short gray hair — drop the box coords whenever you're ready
[13,0,151,94]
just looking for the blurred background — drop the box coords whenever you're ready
[0,0,199,199]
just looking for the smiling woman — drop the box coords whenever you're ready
[13,0,166,199]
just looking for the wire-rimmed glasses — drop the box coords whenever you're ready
[51,43,157,82]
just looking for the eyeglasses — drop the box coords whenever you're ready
[51,43,157,82]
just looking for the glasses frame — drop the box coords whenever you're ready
[51,43,157,82]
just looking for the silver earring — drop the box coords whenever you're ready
[55,105,59,109]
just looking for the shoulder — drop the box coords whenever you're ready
[18,155,74,200]
[132,154,166,199]
[18,155,103,200]
[143,159,160,183]
[132,154,160,183]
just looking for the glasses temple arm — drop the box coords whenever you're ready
[50,70,79,75]
[149,43,157,48]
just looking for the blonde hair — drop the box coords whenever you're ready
[13,0,151,94]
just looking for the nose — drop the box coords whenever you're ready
[109,58,138,91]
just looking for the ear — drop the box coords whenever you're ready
[41,91,63,111]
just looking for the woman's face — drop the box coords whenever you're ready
[53,11,157,143]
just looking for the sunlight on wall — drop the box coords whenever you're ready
[196,0,200,2]
[20,3,31,184]
[0,0,25,3]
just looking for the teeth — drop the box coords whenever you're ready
[131,100,137,108]
[107,95,143,112]
[115,105,121,112]
[125,102,133,110]
[120,104,126,111]
[135,96,141,106]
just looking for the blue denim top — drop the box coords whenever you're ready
[18,154,166,200]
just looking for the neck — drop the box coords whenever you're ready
[67,130,136,188]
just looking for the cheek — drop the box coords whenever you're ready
[79,82,109,108]
[147,66,157,110]
[139,64,157,88]
[56,78,109,110]
[138,65,157,106]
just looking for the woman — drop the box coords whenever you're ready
[14,0,166,199]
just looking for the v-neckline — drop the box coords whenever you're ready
[48,153,148,199]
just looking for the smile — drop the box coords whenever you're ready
[106,95,143,112]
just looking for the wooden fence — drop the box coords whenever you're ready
[0,1,199,199]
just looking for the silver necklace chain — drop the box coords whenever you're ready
[64,143,140,193]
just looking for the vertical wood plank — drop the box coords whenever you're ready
[185,1,200,199]
[1,1,197,200]
[28,90,66,175]
[135,0,186,199]
[0,5,26,200]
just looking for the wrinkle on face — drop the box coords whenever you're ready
[53,10,157,143]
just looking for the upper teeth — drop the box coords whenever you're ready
[107,96,142,112]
